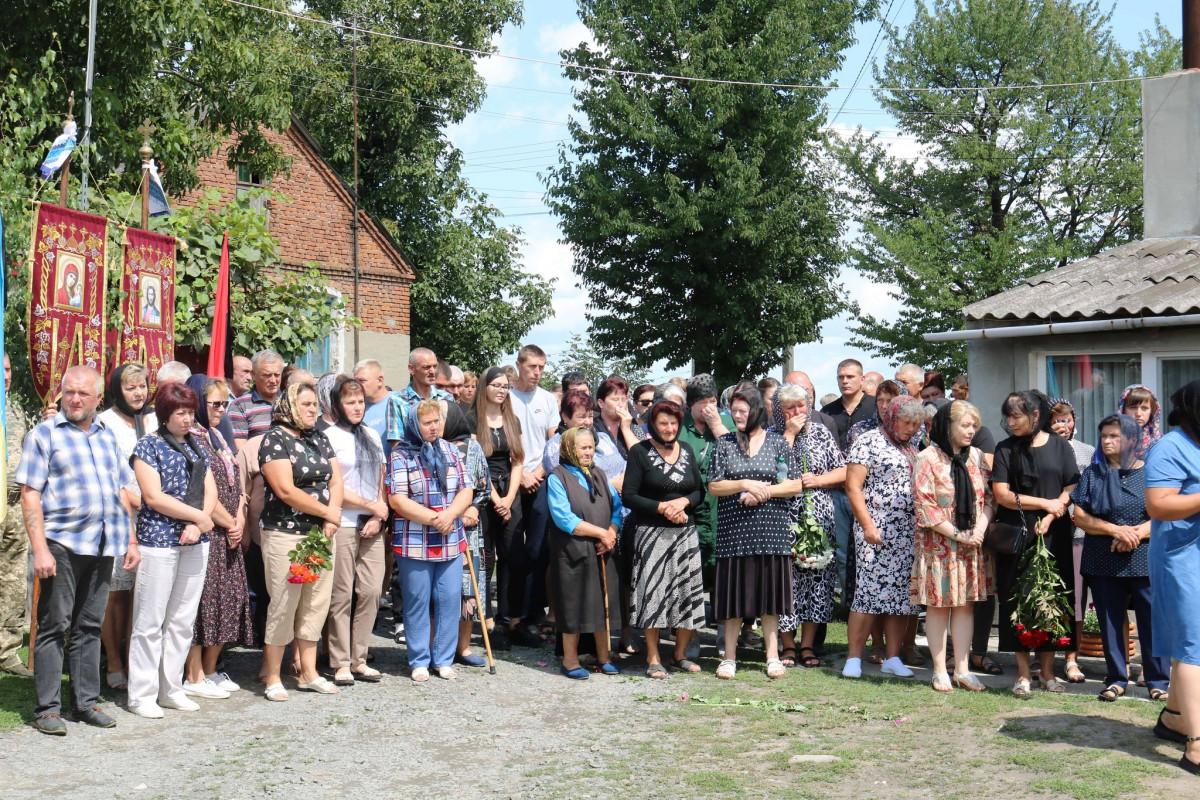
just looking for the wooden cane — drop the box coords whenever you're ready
[28,575,41,672]
[463,544,495,675]
[599,552,611,648]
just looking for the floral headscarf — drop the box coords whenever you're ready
[271,382,318,437]
[396,401,449,495]
[560,425,602,500]
[880,396,921,463]
[1118,383,1162,458]
[770,385,810,436]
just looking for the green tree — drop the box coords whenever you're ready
[290,0,553,368]
[540,333,652,391]
[837,1,1179,375]
[545,0,875,388]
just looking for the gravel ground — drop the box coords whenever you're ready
[0,621,680,800]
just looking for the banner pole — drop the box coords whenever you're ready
[80,0,97,211]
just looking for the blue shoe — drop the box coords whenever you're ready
[598,662,621,675]
[561,665,590,680]
[454,653,487,668]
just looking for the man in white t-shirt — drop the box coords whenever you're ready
[502,344,558,646]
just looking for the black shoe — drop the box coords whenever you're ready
[511,624,545,648]
[33,714,67,736]
[1181,753,1200,775]
[1155,709,1188,744]
[489,626,512,651]
[71,706,117,728]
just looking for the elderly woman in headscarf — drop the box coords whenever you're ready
[842,396,927,680]
[991,390,1080,696]
[846,380,902,450]
[323,376,388,685]
[1118,383,1163,459]
[911,400,995,692]
[98,363,157,691]
[1144,381,1200,774]
[258,382,344,700]
[770,385,845,669]
[1071,413,1168,702]
[547,426,624,679]
[442,402,492,669]
[182,376,253,700]
[387,399,474,682]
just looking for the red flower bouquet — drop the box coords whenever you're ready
[1010,523,1072,649]
[287,527,334,584]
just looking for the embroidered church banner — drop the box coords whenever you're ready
[119,227,176,392]
[27,202,108,403]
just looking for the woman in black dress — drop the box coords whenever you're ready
[471,366,524,649]
[707,388,804,680]
[991,390,1080,696]
[624,401,706,677]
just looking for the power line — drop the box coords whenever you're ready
[830,0,906,124]
[222,0,1147,95]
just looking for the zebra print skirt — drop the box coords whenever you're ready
[629,524,707,631]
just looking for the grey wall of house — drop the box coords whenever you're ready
[358,330,411,387]
[1144,70,1200,238]
[967,325,1200,438]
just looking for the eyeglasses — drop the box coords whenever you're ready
[488,383,510,391]
[207,400,229,409]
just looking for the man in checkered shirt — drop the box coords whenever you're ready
[17,366,140,735]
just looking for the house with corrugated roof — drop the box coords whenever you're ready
[925,70,1200,445]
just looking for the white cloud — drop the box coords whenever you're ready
[537,22,597,58]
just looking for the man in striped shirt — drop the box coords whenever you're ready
[228,349,284,450]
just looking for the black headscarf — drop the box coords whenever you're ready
[1168,379,1200,447]
[1003,390,1054,494]
[331,376,384,495]
[646,400,682,445]
[108,364,153,439]
[442,400,473,446]
[930,400,976,530]
[1080,413,1140,518]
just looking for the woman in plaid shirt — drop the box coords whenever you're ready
[388,399,475,682]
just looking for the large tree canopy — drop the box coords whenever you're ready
[546,0,876,387]
[837,0,1178,375]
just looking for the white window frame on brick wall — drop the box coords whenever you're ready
[296,287,346,376]
[235,163,270,225]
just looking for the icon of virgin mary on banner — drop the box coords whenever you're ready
[26,202,109,404]
[119,227,176,393]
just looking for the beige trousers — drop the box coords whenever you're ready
[262,528,335,646]
[326,525,386,669]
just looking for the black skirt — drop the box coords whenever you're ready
[713,554,793,620]
[550,527,618,634]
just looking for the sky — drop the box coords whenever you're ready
[447,0,1181,394]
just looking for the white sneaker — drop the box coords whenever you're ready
[183,678,231,699]
[881,656,914,678]
[128,702,165,719]
[207,672,241,692]
[158,692,201,711]
[842,657,863,678]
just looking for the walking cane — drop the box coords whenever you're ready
[28,576,40,672]
[463,544,495,675]
[599,551,611,651]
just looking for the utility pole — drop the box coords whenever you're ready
[1186,0,1200,69]
[80,0,97,211]
[351,7,361,363]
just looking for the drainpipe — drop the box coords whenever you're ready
[923,313,1200,342]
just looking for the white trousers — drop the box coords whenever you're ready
[127,543,209,708]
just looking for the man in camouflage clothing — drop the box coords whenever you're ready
[0,353,32,676]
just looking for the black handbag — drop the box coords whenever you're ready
[984,493,1030,555]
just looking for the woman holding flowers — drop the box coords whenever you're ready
[991,390,1079,696]
[1071,414,1168,702]
[258,382,344,701]
[388,400,474,682]
[911,400,995,692]
[624,401,706,678]
[771,385,844,669]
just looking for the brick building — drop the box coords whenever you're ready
[182,117,414,379]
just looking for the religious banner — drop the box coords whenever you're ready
[119,226,176,392]
[27,202,109,404]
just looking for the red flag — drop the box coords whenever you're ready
[206,231,233,379]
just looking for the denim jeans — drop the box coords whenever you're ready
[34,540,113,717]
[396,555,463,669]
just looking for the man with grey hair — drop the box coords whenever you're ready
[895,363,924,398]
[156,361,192,386]
[434,360,464,400]
[228,349,284,449]
[18,366,138,734]
[862,371,884,396]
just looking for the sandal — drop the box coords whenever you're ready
[779,648,797,668]
[901,645,926,667]
[740,629,763,648]
[645,663,668,679]
[106,671,128,690]
[1182,742,1200,776]
[931,672,953,693]
[766,658,786,679]
[297,676,338,694]
[1150,688,1169,701]
[1156,708,1187,744]
[716,659,737,680]
[333,670,356,687]
[1098,684,1125,702]
[435,666,457,680]
[970,653,1004,675]
[1064,661,1086,683]
[798,647,821,668]
[353,666,382,682]
[1039,675,1066,693]
[411,667,430,683]
[670,658,701,673]
[1012,678,1032,697]
[868,645,886,665]
[954,673,986,692]
[264,682,289,702]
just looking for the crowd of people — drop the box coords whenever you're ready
[2,345,1198,777]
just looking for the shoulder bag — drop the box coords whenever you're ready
[983,490,1030,555]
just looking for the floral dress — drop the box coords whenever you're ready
[847,429,916,616]
[910,444,995,607]
[192,428,254,646]
[776,423,844,630]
